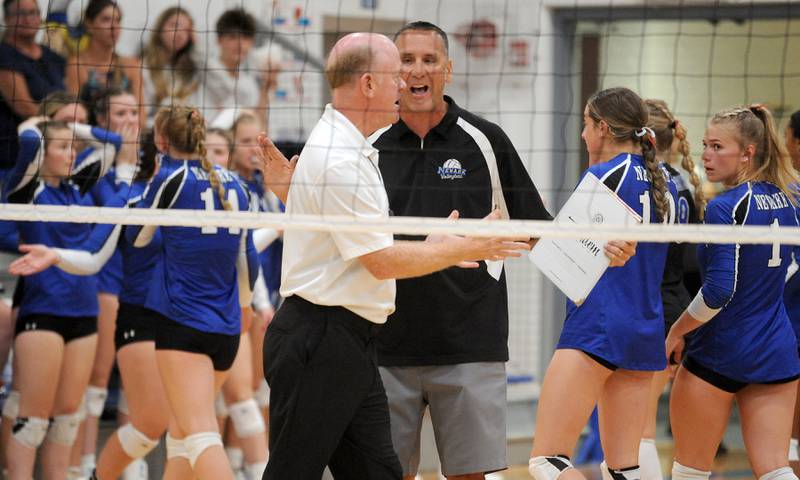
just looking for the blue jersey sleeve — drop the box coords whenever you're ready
[70,125,121,195]
[699,199,738,309]
[3,127,45,204]
[50,193,127,275]
[125,158,187,247]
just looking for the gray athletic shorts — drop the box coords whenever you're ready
[379,362,507,476]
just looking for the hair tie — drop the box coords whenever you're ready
[635,127,657,148]
[668,120,679,130]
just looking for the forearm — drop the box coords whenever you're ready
[363,241,463,280]
[670,309,704,338]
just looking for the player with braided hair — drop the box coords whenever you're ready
[784,110,800,469]
[634,99,705,480]
[529,87,677,480]
[666,104,800,480]
[125,105,258,480]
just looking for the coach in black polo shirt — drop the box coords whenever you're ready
[370,21,552,479]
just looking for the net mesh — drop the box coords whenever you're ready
[1,0,799,387]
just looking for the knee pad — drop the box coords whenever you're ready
[2,390,19,419]
[790,438,799,462]
[672,461,711,480]
[117,423,159,459]
[226,447,244,470]
[246,461,267,479]
[760,467,798,480]
[229,398,265,437]
[118,389,129,416]
[214,393,228,418]
[46,411,82,445]
[184,431,223,468]
[601,461,641,480]
[529,455,574,480]
[121,458,149,480]
[85,386,108,418]
[166,433,189,460]
[12,416,49,448]
[255,379,270,408]
[81,453,96,476]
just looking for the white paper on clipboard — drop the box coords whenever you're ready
[528,172,642,305]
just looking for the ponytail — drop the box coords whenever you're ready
[713,104,798,205]
[672,120,706,220]
[638,129,670,222]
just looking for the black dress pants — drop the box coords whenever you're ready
[263,295,402,480]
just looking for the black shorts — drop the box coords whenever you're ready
[582,350,618,371]
[115,302,159,350]
[683,355,799,393]
[15,314,97,343]
[11,277,23,309]
[153,312,239,372]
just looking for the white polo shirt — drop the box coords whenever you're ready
[279,104,396,324]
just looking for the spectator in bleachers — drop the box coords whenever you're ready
[202,8,278,127]
[65,0,142,123]
[0,0,66,169]
[141,6,201,124]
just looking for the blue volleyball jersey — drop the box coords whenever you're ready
[687,182,800,382]
[127,155,258,335]
[784,189,800,342]
[557,153,678,370]
[243,174,284,303]
[71,182,162,307]
[2,124,120,318]
[90,169,135,295]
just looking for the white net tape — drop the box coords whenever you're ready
[1,203,799,245]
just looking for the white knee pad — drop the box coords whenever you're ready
[46,411,82,445]
[12,416,49,448]
[118,389,129,416]
[601,461,641,480]
[117,423,159,459]
[184,431,223,468]
[246,461,267,480]
[85,386,108,418]
[2,390,19,419]
[255,379,270,408]
[214,393,228,418]
[166,433,189,460]
[226,447,244,470]
[529,455,574,480]
[760,467,798,480]
[790,438,799,462]
[229,398,266,437]
[122,458,150,480]
[80,453,96,476]
[671,461,711,480]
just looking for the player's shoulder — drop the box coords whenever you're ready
[587,153,634,192]
[706,183,752,224]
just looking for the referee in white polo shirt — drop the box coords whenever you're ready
[260,33,530,480]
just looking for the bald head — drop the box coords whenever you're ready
[325,33,397,90]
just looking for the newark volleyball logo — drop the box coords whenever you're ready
[438,159,467,180]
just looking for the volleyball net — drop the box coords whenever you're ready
[1,0,800,391]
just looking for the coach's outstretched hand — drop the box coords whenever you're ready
[426,209,531,269]
[9,244,59,276]
[605,240,636,267]
[257,134,297,204]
